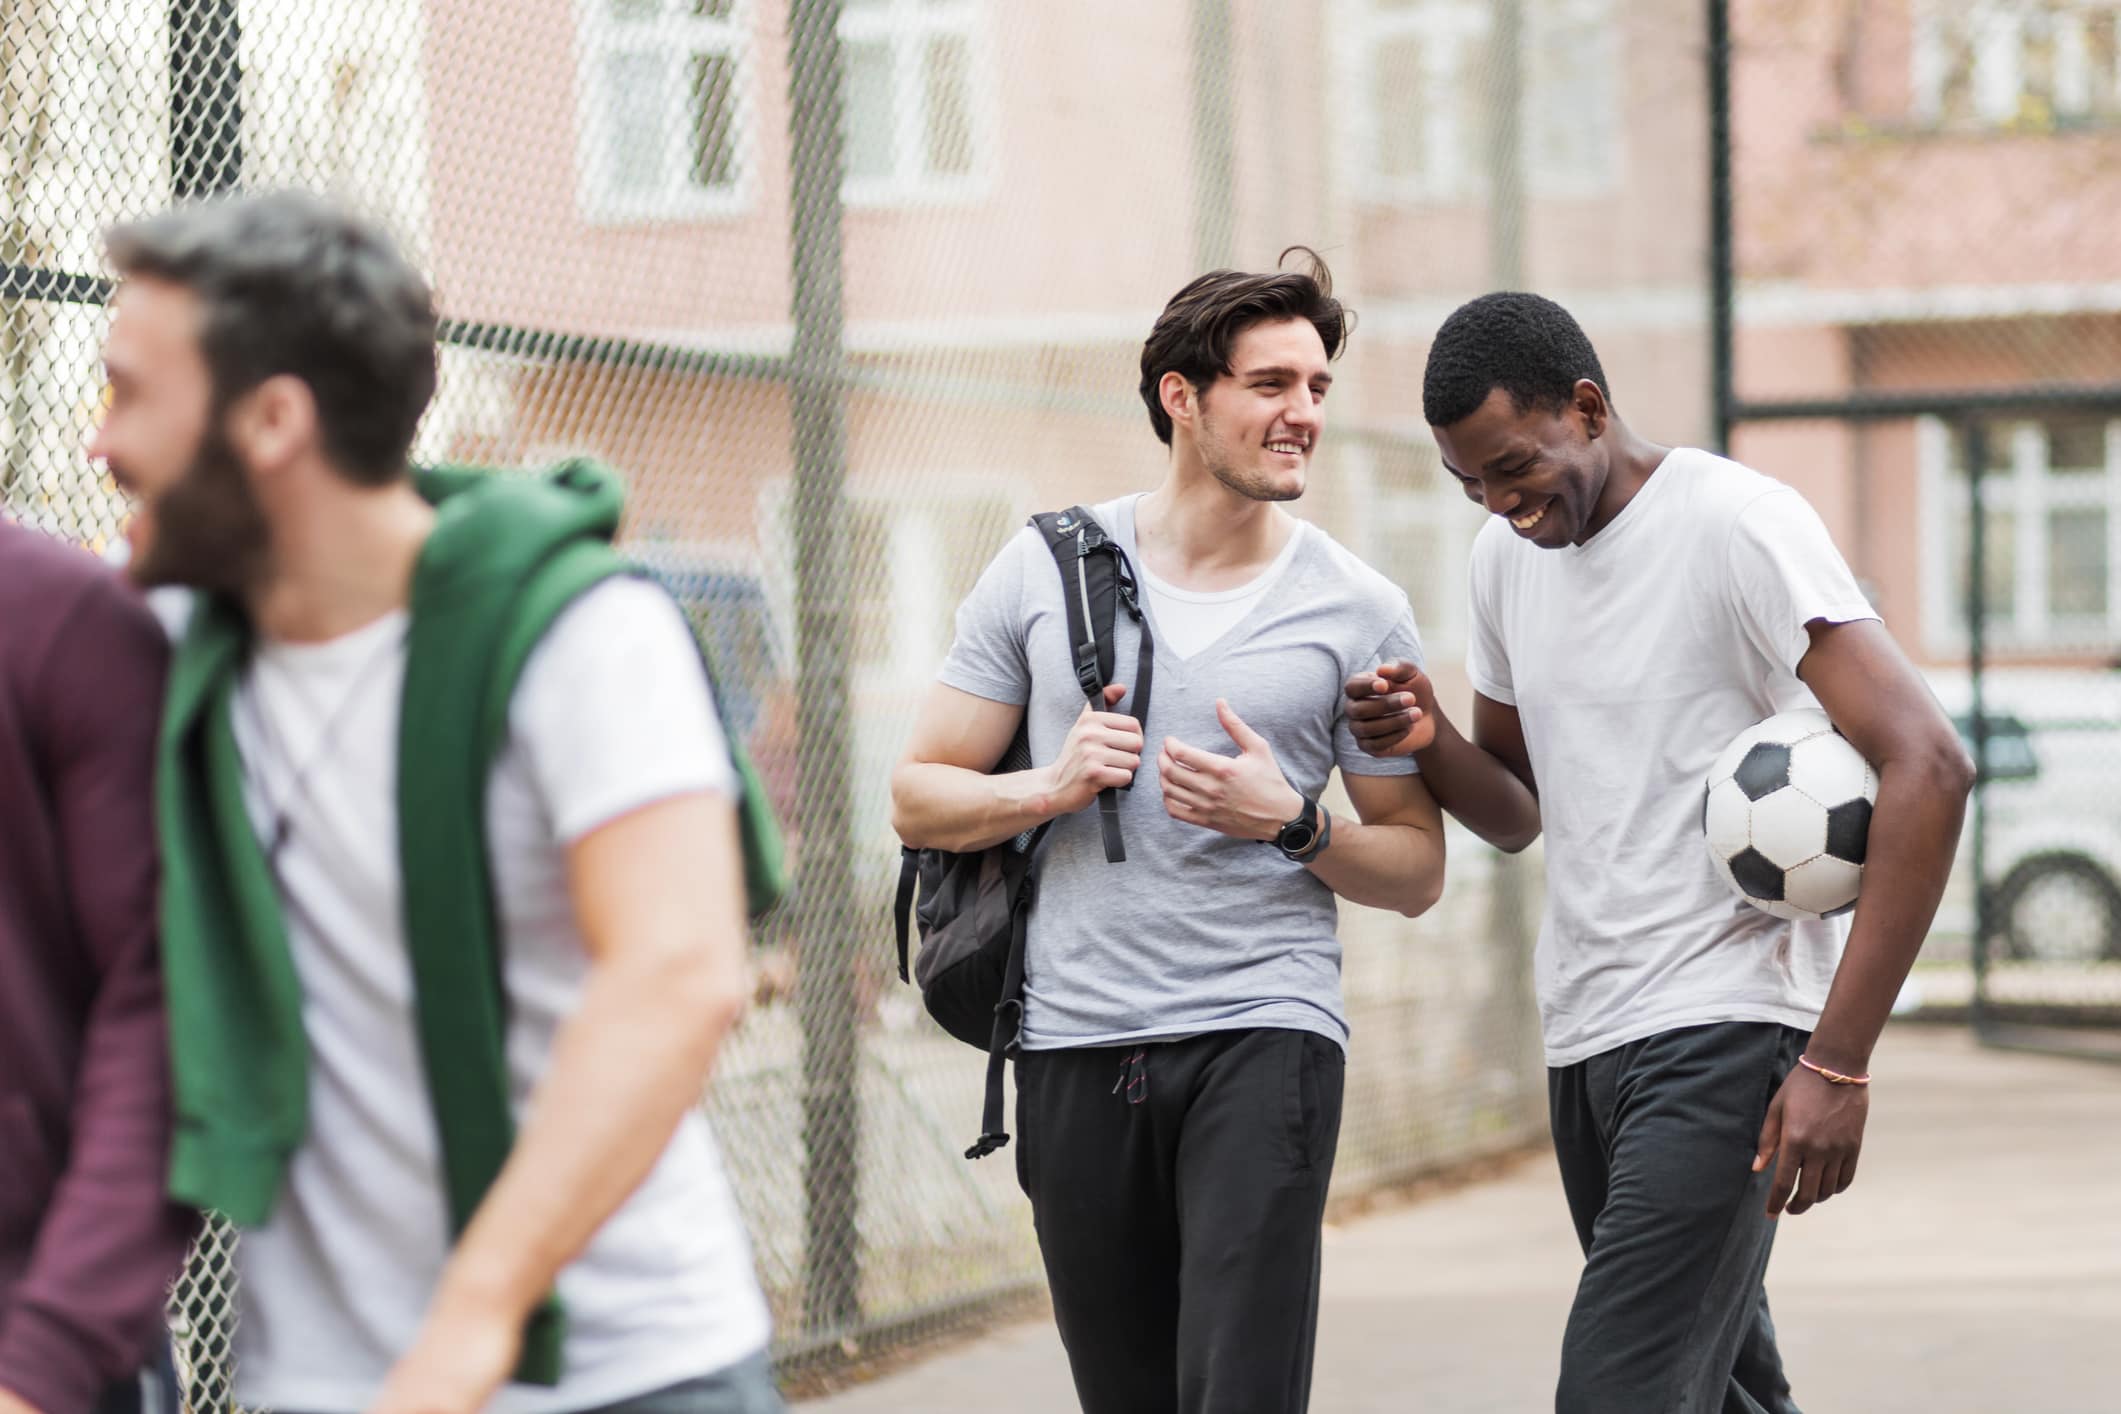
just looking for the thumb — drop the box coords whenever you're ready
[1216,698,1266,752]
[1753,1091,1784,1174]
[1101,683,1128,709]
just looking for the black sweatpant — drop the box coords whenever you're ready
[1549,1020,1808,1414]
[1013,1027,1345,1414]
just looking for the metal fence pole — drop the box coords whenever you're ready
[170,0,241,199]
[1964,416,1991,1037]
[786,0,863,1337]
[1487,0,1525,291]
[1707,0,1734,455]
[1189,0,1234,271]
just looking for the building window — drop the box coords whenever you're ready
[577,0,751,220]
[838,0,986,206]
[1921,415,2121,653]
[1350,0,1619,206]
[1912,1,2121,129]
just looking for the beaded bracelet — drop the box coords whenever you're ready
[1796,1054,1870,1087]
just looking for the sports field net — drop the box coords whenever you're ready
[0,0,1727,1399]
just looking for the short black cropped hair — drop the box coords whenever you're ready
[106,190,439,486]
[1139,247,1353,446]
[1422,291,1610,429]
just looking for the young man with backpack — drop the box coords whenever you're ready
[891,252,1447,1414]
[93,191,782,1414]
[1344,293,1972,1412]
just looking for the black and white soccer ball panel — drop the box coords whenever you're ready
[1704,708,1879,921]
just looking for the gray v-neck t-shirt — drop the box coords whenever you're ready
[937,495,1423,1051]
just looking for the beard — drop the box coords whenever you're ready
[125,422,272,595]
[1197,408,1305,503]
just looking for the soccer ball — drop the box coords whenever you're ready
[1703,709,1877,921]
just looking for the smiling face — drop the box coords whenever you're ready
[1433,381,1617,548]
[1179,316,1332,503]
[89,276,272,592]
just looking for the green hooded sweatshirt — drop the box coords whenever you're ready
[157,460,784,1385]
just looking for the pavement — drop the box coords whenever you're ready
[798,1023,2121,1413]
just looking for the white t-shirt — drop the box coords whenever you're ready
[1465,448,1880,1067]
[222,577,770,1412]
[1136,520,1306,660]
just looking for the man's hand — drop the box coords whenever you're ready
[1042,683,1143,814]
[0,1386,44,1414]
[1752,1066,1869,1218]
[1159,700,1305,841]
[1342,661,1440,758]
[368,1303,521,1414]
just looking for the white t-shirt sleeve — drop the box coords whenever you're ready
[510,576,737,844]
[1336,597,1425,777]
[1464,524,1516,706]
[1725,486,1880,675]
[936,527,1033,705]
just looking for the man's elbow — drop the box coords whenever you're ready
[1494,826,1540,855]
[1396,867,1446,919]
[657,942,750,1041]
[889,763,933,850]
[1895,728,1977,805]
[1941,734,1978,800]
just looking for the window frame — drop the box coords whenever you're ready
[837,0,993,209]
[575,0,757,224]
[1340,0,1621,209]
[1919,413,2121,656]
[1910,0,2121,129]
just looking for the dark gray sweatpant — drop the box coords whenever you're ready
[1014,1027,1345,1414]
[1549,1021,1808,1414]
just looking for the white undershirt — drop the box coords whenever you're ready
[1137,520,1308,660]
[222,577,769,1412]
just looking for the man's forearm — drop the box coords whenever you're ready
[1413,712,1540,852]
[418,941,746,1336]
[1305,817,1445,917]
[1804,744,1973,1074]
[891,760,1063,853]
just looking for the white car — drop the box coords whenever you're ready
[1926,669,2121,964]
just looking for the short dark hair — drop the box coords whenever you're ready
[1138,247,1353,446]
[106,190,438,486]
[1422,291,1611,429]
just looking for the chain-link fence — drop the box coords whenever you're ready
[0,0,1736,1401]
[1724,0,2121,1057]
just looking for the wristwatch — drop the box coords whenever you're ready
[1270,795,1331,862]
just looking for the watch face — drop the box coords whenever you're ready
[1279,822,1318,856]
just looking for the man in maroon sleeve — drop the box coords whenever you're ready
[0,519,195,1414]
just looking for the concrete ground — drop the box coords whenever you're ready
[799,1024,2121,1413]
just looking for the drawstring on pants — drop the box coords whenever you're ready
[1112,1048,1148,1105]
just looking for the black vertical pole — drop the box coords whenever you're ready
[170,0,242,199]
[166,12,242,1404]
[1965,418,1991,1037]
[1708,0,1734,454]
[1190,0,1236,271]
[786,0,863,1337]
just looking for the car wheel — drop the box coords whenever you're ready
[1995,855,2121,964]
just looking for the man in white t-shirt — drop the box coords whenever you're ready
[90,192,779,1414]
[1346,293,1973,1413]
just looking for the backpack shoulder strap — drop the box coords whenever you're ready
[1026,507,1154,863]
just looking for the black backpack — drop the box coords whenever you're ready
[894,505,1154,1158]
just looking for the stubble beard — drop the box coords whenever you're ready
[1199,410,1304,504]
